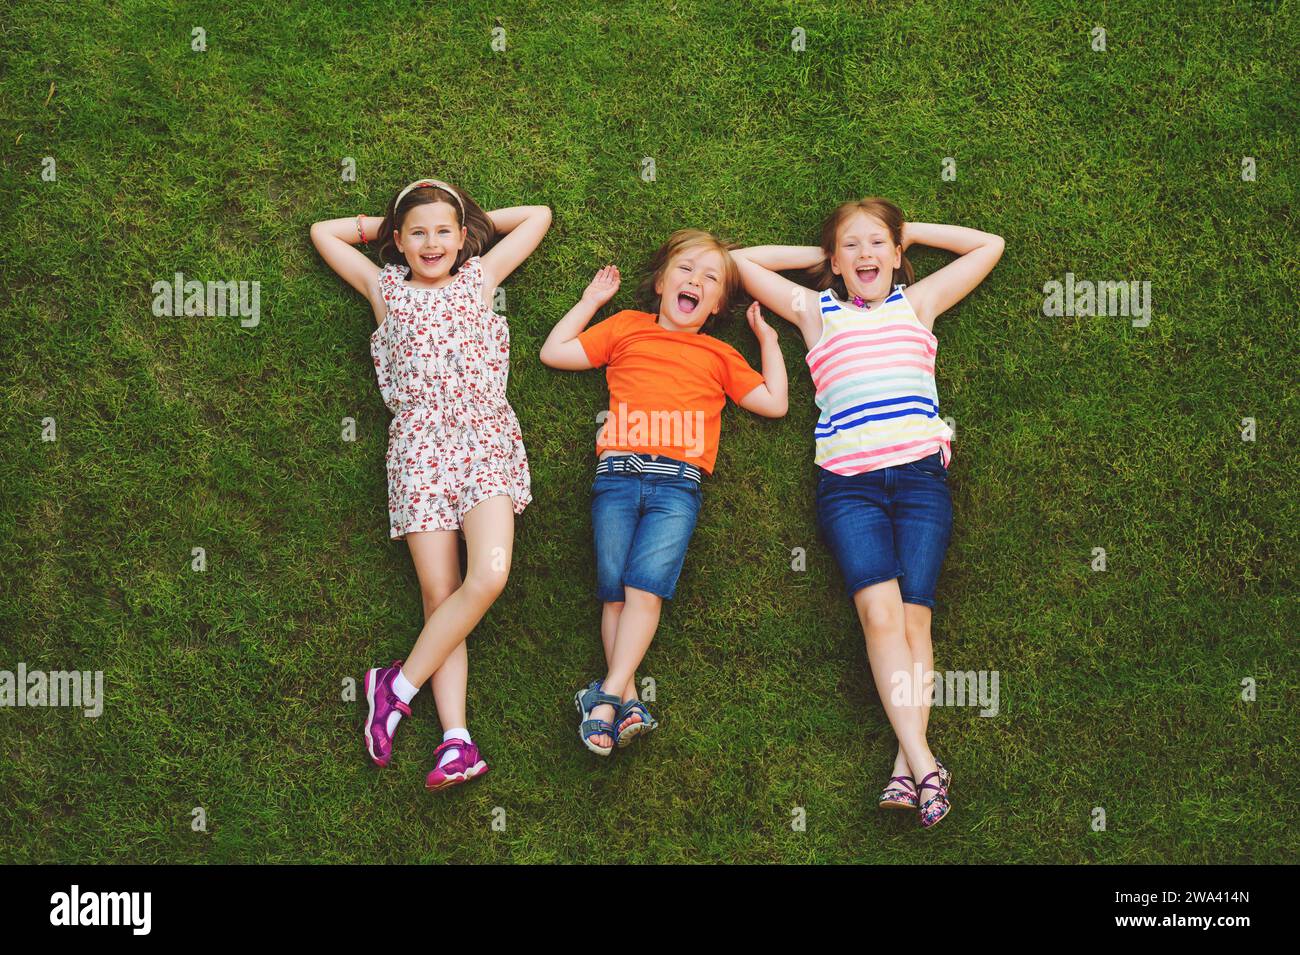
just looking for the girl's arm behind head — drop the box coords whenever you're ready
[900,222,1005,329]
[310,216,384,318]
[479,205,553,303]
[731,248,823,350]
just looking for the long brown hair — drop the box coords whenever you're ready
[376,181,497,275]
[807,197,914,302]
[636,229,742,334]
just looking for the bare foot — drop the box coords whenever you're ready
[617,698,642,734]
[587,701,617,749]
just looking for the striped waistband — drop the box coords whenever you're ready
[595,454,702,483]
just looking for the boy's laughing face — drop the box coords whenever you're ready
[656,247,725,332]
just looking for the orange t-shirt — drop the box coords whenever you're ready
[577,310,766,475]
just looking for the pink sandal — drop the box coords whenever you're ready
[363,660,410,767]
[425,738,489,791]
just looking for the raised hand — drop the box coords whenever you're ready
[746,301,778,346]
[581,264,621,308]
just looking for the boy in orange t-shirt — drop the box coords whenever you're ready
[541,229,788,756]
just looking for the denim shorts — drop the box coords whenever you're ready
[592,456,702,602]
[814,452,953,608]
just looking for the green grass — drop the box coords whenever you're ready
[1,0,1296,863]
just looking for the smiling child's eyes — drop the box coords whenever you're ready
[675,262,718,282]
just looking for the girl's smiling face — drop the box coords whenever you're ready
[832,211,902,302]
[656,247,726,331]
[394,201,466,284]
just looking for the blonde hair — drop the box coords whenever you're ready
[636,229,742,332]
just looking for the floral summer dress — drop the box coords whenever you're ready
[370,255,532,539]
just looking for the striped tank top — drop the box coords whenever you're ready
[808,286,953,475]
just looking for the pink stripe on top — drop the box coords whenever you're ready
[809,287,953,475]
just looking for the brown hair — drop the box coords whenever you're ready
[808,197,914,302]
[376,181,497,274]
[636,229,742,334]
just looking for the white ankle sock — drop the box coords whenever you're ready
[438,727,471,768]
[387,669,419,736]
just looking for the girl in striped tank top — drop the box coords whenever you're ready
[733,198,1003,829]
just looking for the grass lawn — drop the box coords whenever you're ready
[1,0,1296,863]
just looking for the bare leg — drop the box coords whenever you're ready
[854,579,937,787]
[588,586,662,748]
[406,530,467,730]
[399,496,514,688]
[599,601,638,703]
[892,603,936,779]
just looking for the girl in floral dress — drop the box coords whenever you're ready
[310,179,550,790]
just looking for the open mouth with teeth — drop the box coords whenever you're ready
[856,265,880,284]
[676,290,701,314]
[420,253,446,267]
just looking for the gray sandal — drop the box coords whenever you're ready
[615,698,658,748]
[574,684,621,756]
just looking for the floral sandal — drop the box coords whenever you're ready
[917,770,951,829]
[878,774,919,810]
[936,757,952,791]
[574,684,621,757]
[615,698,658,748]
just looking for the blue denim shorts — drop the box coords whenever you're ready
[591,455,702,602]
[814,452,953,608]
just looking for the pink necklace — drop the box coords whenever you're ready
[853,296,870,309]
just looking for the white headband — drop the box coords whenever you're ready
[394,178,465,218]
